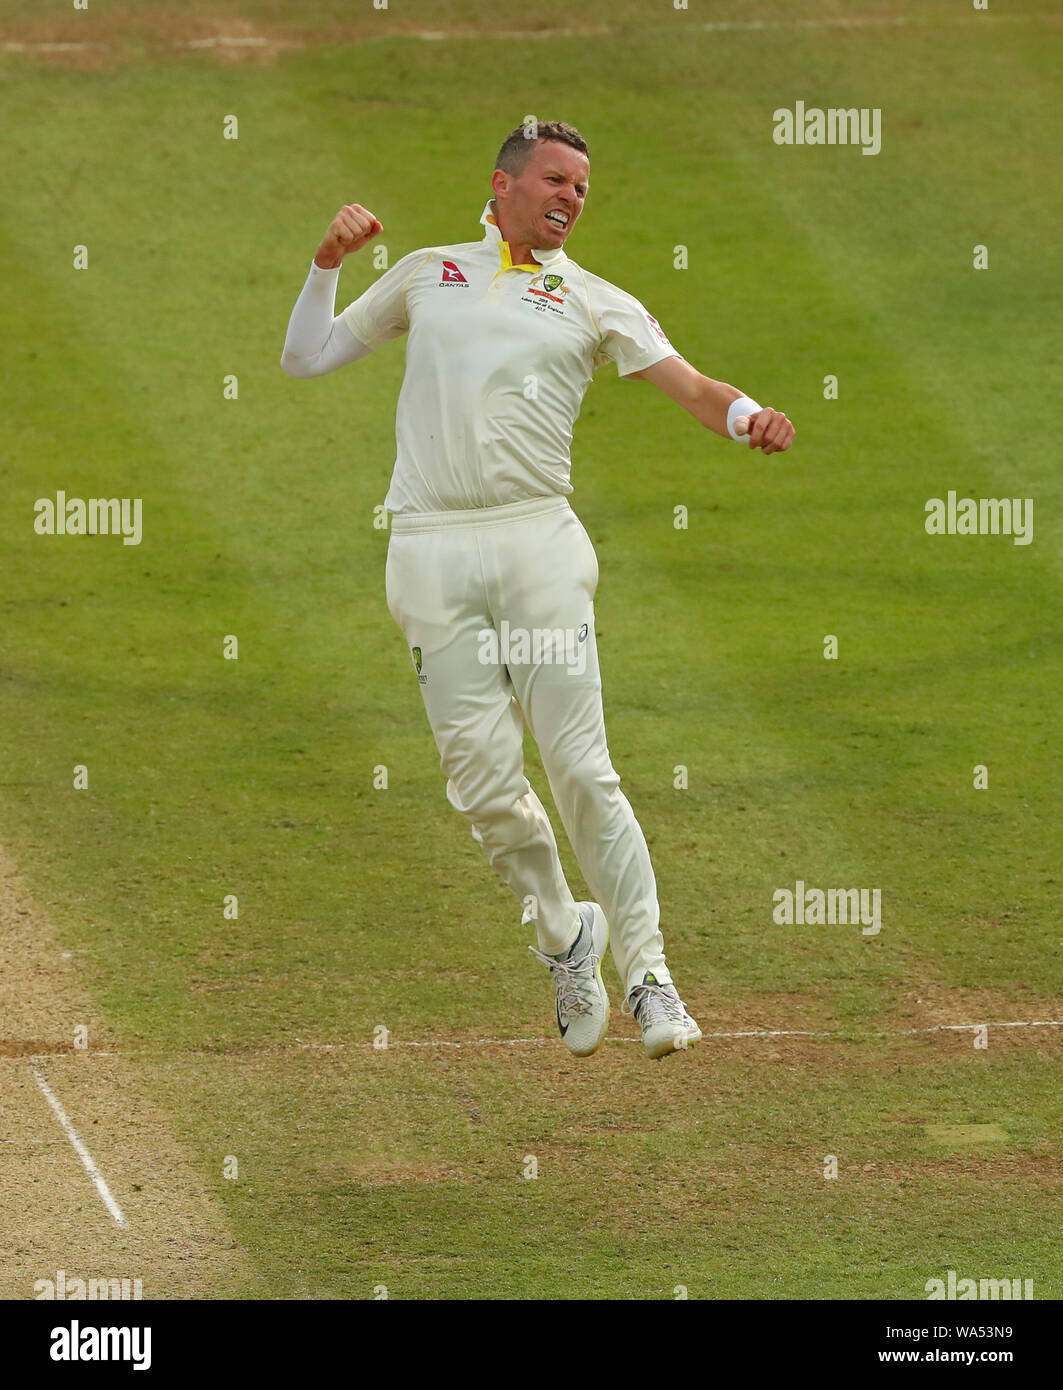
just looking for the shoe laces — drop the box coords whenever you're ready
[528,945,600,1018]
[622,981,687,1027]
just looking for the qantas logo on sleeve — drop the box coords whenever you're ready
[439,260,469,286]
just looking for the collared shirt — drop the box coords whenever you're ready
[341,200,680,513]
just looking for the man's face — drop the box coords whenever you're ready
[492,140,590,251]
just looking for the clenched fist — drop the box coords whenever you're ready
[314,204,383,269]
[737,408,795,455]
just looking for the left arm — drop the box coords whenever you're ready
[626,356,795,455]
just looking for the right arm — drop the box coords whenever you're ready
[280,203,382,379]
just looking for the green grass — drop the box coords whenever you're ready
[1,1,1060,1298]
[164,1037,1062,1299]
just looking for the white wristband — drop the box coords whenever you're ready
[727,395,762,442]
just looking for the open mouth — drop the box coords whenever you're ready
[544,209,570,230]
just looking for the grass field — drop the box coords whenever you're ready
[1,0,1061,1301]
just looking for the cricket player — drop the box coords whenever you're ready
[281,120,794,1060]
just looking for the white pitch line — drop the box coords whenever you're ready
[385,1019,1063,1046]
[700,1020,1063,1040]
[0,12,1047,57]
[183,36,291,49]
[0,41,104,52]
[476,15,1040,40]
[5,1019,1059,1060]
[29,1065,128,1229]
[895,1020,1063,1035]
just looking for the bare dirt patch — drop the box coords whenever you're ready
[882,982,1062,1033]
[0,4,588,71]
[0,7,303,70]
[0,842,254,1298]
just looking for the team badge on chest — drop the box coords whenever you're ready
[523,272,570,315]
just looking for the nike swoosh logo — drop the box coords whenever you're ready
[556,999,569,1037]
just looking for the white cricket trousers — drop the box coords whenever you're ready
[385,494,672,997]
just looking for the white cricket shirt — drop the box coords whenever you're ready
[340,200,681,513]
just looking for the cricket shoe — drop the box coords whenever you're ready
[528,903,610,1057]
[622,973,702,1060]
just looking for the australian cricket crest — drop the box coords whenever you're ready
[412,646,427,684]
[523,271,570,315]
